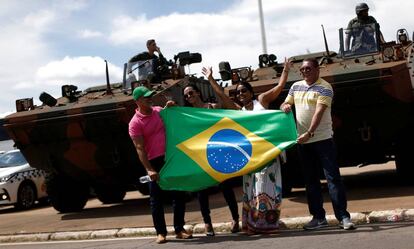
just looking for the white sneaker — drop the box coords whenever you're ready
[339,217,355,230]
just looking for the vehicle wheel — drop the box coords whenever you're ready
[37,197,50,206]
[281,169,293,197]
[184,191,196,203]
[395,141,413,182]
[136,183,150,196]
[281,146,304,197]
[95,187,126,204]
[15,182,36,210]
[395,120,414,183]
[45,173,89,213]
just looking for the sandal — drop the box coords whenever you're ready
[231,220,240,233]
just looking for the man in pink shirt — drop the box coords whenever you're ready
[129,86,192,244]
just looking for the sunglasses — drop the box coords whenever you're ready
[299,67,313,73]
[237,88,248,94]
[184,90,195,99]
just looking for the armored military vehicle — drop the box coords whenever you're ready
[0,118,10,141]
[3,51,217,213]
[224,26,414,193]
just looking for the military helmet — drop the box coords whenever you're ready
[356,3,369,15]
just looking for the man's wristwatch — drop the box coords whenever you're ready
[307,130,314,138]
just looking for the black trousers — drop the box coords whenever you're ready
[148,156,186,235]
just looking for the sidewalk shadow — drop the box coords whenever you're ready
[287,167,414,204]
[62,167,412,220]
[61,197,151,220]
[276,221,414,238]
[176,221,414,244]
[0,201,51,215]
[61,189,234,220]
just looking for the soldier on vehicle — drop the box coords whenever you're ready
[128,39,168,83]
[345,3,385,53]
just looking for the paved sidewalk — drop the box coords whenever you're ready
[1,163,413,243]
[1,208,413,243]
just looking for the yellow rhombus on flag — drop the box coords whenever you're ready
[159,107,297,192]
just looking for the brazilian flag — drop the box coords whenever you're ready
[159,107,297,191]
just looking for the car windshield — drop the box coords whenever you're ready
[125,59,155,89]
[0,151,28,168]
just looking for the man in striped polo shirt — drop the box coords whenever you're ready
[281,58,355,230]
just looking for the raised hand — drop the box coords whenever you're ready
[202,67,213,80]
[283,57,293,72]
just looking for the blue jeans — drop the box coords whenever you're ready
[298,139,350,221]
[148,156,186,235]
[198,180,239,224]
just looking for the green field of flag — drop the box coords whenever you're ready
[159,107,297,191]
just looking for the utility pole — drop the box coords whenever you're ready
[258,0,267,54]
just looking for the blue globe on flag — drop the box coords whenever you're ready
[206,129,252,173]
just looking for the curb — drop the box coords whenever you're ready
[1,208,413,243]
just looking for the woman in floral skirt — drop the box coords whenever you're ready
[237,58,291,234]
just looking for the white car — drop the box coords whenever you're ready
[0,149,48,209]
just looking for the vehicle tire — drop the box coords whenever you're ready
[136,183,150,196]
[184,191,196,203]
[15,182,36,210]
[281,166,293,197]
[95,187,126,204]
[395,117,414,183]
[395,140,413,183]
[45,173,89,213]
[37,197,50,206]
[281,146,304,197]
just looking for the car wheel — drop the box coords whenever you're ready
[395,126,414,183]
[395,142,413,182]
[15,182,37,210]
[136,182,150,196]
[95,187,126,204]
[45,173,89,213]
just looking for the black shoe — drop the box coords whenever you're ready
[205,223,215,236]
[231,220,240,233]
[303,218,328,230]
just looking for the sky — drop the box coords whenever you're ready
[0,0,413,116]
